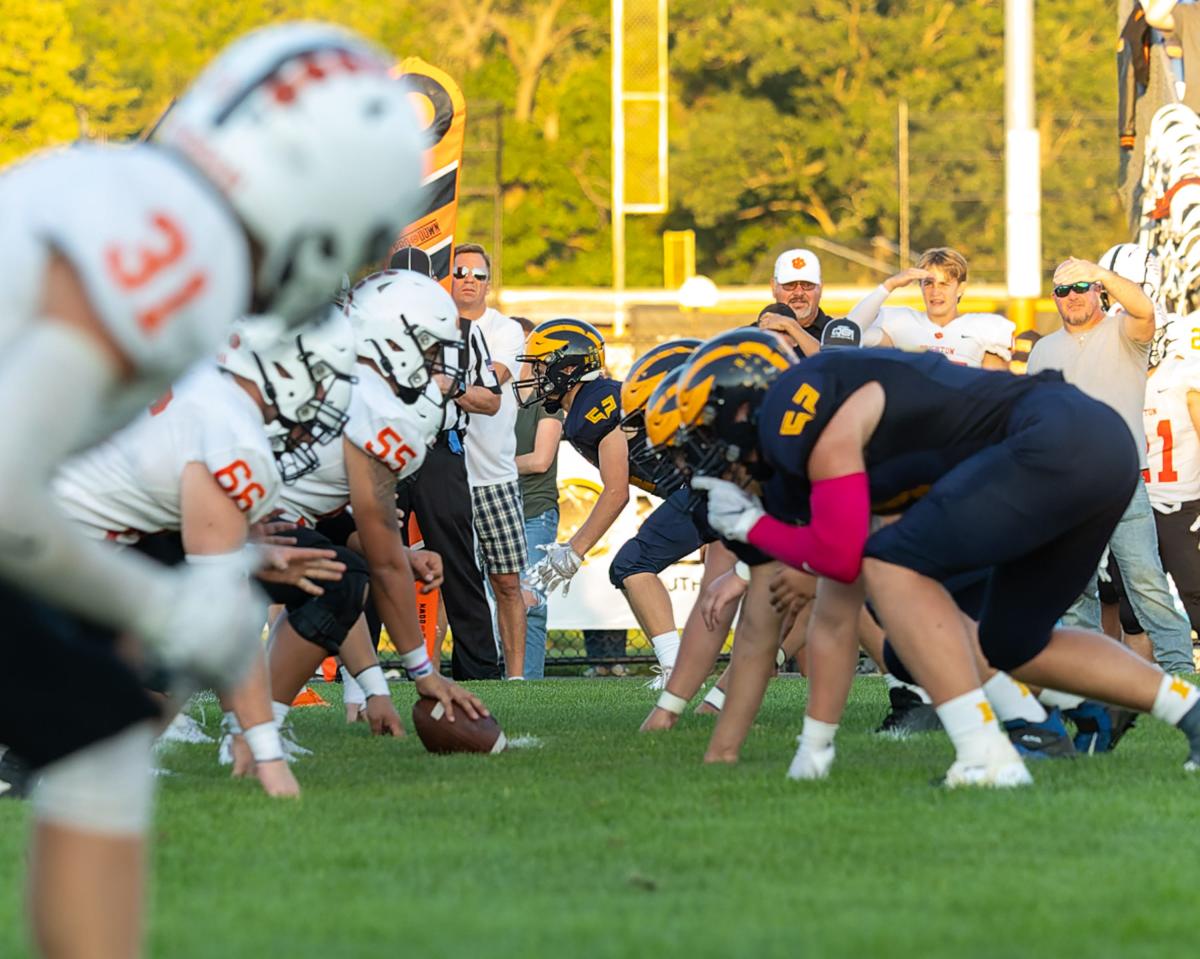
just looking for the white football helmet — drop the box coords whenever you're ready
[153,23,427,329]
[1099,243,1162,298]
[1152,311,1200,368]
[219,310,357,482]
[343,270,465,406]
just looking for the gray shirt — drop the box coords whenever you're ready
[1026,312,1151,467]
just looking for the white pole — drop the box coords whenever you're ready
[1005,0,1041,328]
[611,0,627,337]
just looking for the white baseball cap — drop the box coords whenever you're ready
[773,249,822,285]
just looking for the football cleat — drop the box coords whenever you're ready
[0,748,33,800]
[1003,708,1076,760]
[786,738,835,781]
[158,712,216,746]
[279,721,313,762]
[942,739,1032,789]
[218,732,234,767]
[645,664,673,691]
[875,685,942,737]
[1064,701,1139,755]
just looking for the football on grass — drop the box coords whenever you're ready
[412,697,506,754]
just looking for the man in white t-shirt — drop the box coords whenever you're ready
[848,247,1015,369]
[453,244,529,679]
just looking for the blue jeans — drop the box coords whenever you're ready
[521,508,559,678]
[1064,480,1195,673]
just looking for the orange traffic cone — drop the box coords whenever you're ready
[292,685,331,708]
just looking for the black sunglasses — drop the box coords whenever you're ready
[452,267,489,281]
[1053,281,1096,298]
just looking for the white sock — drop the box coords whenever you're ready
[271,700,290,728]
[650,631,680,669]
[1038,688,1085,711]
[1151,675,1200,725]
[800,716,838,751]
[884,672,932,704]
[936,689,1005,765]
[983,673,1048,724]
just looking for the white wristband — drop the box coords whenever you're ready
[185,548,252,577]
[243,722,284,763]
[354,664,389,699]
[734,561,751,583]
[398,646,435,680]
[656,691,688,715]
[702,686,725,711]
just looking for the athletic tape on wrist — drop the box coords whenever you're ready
[354,664,390,699]
[243,722,284,763]
[702,686,725,711]
[656,690,688,715]
[399,646,435,680]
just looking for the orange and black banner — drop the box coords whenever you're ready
[391,58,467,292]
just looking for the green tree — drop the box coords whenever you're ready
[0,0,134,164]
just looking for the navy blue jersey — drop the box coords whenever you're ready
[756,349,1058,519]
[565,377,662,493]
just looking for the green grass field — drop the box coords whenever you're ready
[3,676,1199,959]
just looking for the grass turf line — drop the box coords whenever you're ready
[1,676,1198,959]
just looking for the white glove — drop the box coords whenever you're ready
[133,561,265,690]
[525,542,584,597]
[786,738,835,781]
[691,476,765,543]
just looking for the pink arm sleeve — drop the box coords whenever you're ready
[745,472,870,583]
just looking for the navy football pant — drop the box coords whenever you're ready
[867,384,1139,672]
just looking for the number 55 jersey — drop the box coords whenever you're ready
[277,366,439,525]
[53,364,280,542]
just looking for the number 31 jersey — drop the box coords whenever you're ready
[0,144,250,431]
[53,365,280,542]
[278,366,435,526]
[1144,357,1200,510]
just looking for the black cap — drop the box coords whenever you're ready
[820,318,862,350]
[757,302,796,323]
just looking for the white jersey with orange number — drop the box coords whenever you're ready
[0,144,250,431]
[1144,357,1200,511]
[54,365,279,542]
[869,308,1015,368]
[278,367,434,526]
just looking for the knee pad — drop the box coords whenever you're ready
[289,549,370,654]
[608,538,646,590]
[978,623,1052,673]
[882,640,915,685]
[32,721,156,835]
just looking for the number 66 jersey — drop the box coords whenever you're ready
[277,366,439,525]
[53,364,280,542]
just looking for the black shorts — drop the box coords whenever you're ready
[609,488,710,588]
[864,383,1139,670]
[0,583,160,769]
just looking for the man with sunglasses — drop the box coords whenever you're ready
[1027,254,1195,675]
[769,249,834,340]
[452,243,529,679]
